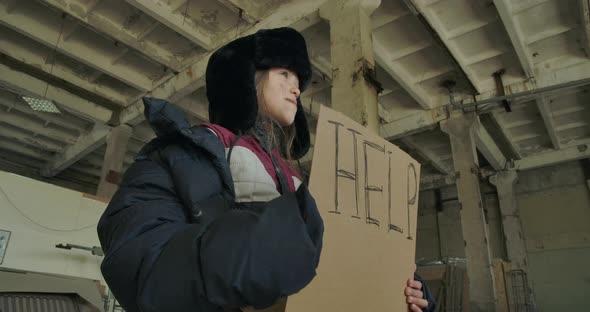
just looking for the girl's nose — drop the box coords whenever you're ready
[291,86,301,98]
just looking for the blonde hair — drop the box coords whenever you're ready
[252,70,298,163]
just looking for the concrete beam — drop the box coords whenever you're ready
[290,9,322,32]
[456,63,590,113]
[175,95,209,122]
[0,4,154,92]
[0,124,65,153]
[580,0,590,57]
[441,113,497,311]
[420,142,590,189]
[131,122,156,143]
[0,111,77,145]
[400,136,452,175]
[493,0,535,78]
[82,0,102,16]
[0,156,98,193]
[0,63,112,123]
[0,139,52,160]
[536,96,561,149]
[480,112,522,160]
[515,143,590,171]
[373,37,433,110]
[87,70,103,84]
[526,25,573,45]
[97,125,132,199]
[125,0,215,50]
[299,94,325,119]
[42,0,183,72]
[0,90,88,135]
[86,152,134,170]
[408,0,486,93]
[309,56,333,81]
[0,29,127,106]
[41,125,111,177]
[70,163,102,179]
[474,121,507,171]
[137,21,160,41]
[217,0,266,23]
[380,106,448,140]
[419,174,456,191]
[3,0,18,13]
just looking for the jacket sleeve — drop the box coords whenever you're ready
[98,150,323,312]
[199,183,323,309]
[414,272,437,312]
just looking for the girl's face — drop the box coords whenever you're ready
[258,68,301,127]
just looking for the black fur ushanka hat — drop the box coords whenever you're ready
[205,27,312,159]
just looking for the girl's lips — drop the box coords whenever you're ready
[286,98,297,105]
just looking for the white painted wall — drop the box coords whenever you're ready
[0,170,106,284]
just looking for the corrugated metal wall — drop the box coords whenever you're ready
[0,293,78,312]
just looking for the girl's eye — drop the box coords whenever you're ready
[281,71,289,78]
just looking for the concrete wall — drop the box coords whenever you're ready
[515,161,590,311]
[415,160,590,311]
[416,181,505,264]
[0,170,107,283]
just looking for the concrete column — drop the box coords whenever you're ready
[489,170,527,268]
[96,125,132,199]
[320,0,381,134]
[440,113,497,312]
[489,170,536,308]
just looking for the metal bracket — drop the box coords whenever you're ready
[361,59,384,94]
[493,69,511,112]
[441,80,464,110]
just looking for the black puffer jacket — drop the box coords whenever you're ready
[97,98,324,312]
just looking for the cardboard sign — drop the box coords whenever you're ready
[286,105,421,312]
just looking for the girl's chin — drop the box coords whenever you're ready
[279,116,296,127]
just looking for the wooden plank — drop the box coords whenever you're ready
[493,259,510,312]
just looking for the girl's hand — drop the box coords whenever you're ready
[405,278,428,311]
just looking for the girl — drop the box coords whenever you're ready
[97,27,430,312]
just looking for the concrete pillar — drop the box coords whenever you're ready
[489,170,527,268]
[440,112,497,312]
[96,125,132,199]
[320,0,381,134]
[489,170,536,309]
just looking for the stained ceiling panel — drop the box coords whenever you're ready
[0,0,588,193]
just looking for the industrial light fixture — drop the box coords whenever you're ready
[18,14,66,115]
[21,96,61,113]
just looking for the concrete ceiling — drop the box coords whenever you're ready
[0,0,589,194]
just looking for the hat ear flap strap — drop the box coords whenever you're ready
[226,134,244,165]
[268,151,290,195]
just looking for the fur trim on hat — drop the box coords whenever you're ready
[205,27,311,159]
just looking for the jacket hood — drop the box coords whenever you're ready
[205,27,312,159]
[139,97,235,195]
